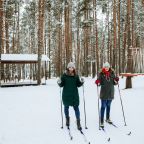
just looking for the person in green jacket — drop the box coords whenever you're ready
[95,62,119,128]
[57,62,84,130]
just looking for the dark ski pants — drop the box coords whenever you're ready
[100,100,112,122]
[64,106,80,120]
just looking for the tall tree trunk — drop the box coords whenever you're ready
[126,0,132,88]
[131,0,135,73]
[17,2,21,81]
[57,17,62,76]
[122,3,127,73]
[0,0,5,81]
[112,0,117,70]
[83,2,89,77]
[126,0,132,73]
[64,1,71,64]
[0,0,3,85]
[37,0,45,85]
[117,0,121,74]
[47,2,51,78]
[69,0,72,62]
[76,10,80,73]
[5,8,10,81]
[107,2,110,64]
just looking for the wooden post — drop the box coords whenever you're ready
[126,76,132,88]
[120,73,138,89]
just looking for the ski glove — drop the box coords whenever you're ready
[95,79,100,86]
[57,78,61,84]
[114,77,119,82]
[81,77,85,83]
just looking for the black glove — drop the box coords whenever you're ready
[81,77,85,83]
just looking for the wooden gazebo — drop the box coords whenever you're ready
[0,54,50,87]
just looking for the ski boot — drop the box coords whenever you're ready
[100,119,104,128]
[106,118,113,124]
[77,119,82,130]
[66,117,70,127]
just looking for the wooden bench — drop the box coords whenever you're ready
[120,73,139,89]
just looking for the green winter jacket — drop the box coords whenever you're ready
[58,73,83,106]
[98,69,117,100]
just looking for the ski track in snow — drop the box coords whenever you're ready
[0,76,144,144]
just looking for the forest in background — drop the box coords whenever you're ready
[0,0,144,84]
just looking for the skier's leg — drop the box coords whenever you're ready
[106,100,112,123]
[73,106,80,119]
[100,100,107,127]
[64,106,70,126]
[73,106,81,130]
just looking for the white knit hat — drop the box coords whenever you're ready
[103,62,110,68]
[67,62,75,69]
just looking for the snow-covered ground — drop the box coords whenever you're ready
[0,76,144,144]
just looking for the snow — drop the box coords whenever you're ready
[0,76,144,144]
[1,54,50,62]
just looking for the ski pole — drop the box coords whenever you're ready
[97,86,101,130]
[60,87,64,128]
[117,83,127,126]
[82,84,88,129]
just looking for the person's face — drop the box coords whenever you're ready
[105,67,109,71]
[68,67,74,72]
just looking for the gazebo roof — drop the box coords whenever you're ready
[0,54,50,63]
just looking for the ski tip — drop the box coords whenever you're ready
[107,137,110,142]
[67,126,70,130]
[100,125,104,128]
[100,127,105,131]
[127,131,132,136]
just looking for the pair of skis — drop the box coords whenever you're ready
[99,125,111,142]
[100,121,132,142]
[106,121,132,136]
[64,126,90,144]
[63,122,131,143]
